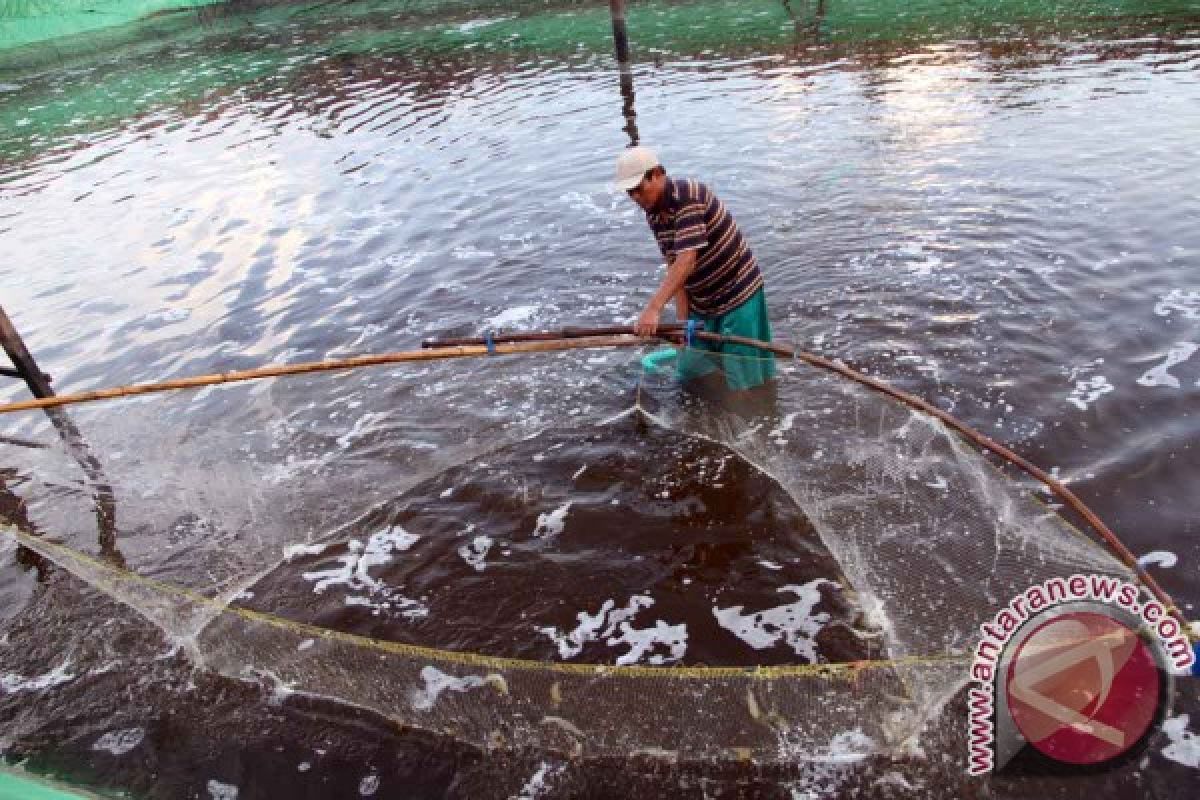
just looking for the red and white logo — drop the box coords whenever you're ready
[1004,611,1161,765]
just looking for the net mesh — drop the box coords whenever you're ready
[1,343,1132,763]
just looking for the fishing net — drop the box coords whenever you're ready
[0,340,1134,764]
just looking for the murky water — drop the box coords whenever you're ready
[2,1,1199,797]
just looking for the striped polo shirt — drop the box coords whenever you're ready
[646,178,763,317]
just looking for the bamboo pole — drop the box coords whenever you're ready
[0,335,654,415]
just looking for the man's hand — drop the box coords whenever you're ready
[638,250,695,336]
[635,304,661,336]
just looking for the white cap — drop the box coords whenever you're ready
[614,146,660,191]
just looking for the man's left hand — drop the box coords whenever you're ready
[635,304,661,336]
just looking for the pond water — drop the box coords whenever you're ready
[1,1,1199,797]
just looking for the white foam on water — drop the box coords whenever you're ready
[207,780,239,800]
[537,595,687,665]
[302,527,419,593]
[439,487,454,498]
[1067,374,1114,411]
[336,411,390,449]
[92,728,145,756]
[283,542,328,561]
[874,772,921,792]
[0,659,75,694]
[713,580,834,662]
[514,761,566,799]
[358,773,380,796]
[608,619,687,666]
[925,475,948,490]
[410,666,501,712]
[301,527,427,617]
[532,502,572,539]
[457,535,494,572]
[769,412,800,444]
[484,304,541,330]
[453,16,514,34]
[144,308,190,325]
[1154,288,1200,320]
[344,593,427,618]
[825,729,875,763]
[538,600,621,660]
[782,760,856,798]
[558,190,608,215]
[1137,342,1198,389]
[1137,550,1178,569]
[451,244,497,259]
[1161,715,1200,768]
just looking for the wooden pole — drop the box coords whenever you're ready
[0,304,119,563]
[609,0,640,145]
[0,305,53,398]
[609,0,630,64]
[0,334,657,415]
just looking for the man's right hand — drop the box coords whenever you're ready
[635,304,661,336]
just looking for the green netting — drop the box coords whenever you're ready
[0,764,99,800]
[1,343,1134,763]
[0,0,223,51]
[3,0,1198,159]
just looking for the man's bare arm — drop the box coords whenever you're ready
[636,249,697,335]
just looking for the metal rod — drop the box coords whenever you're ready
[422,323,683,349]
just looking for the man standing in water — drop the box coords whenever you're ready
[616,146,775,390]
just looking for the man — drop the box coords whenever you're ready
[615,146,775,391]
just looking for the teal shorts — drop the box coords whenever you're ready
[677,288,776,391]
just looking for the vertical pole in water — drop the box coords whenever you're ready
[609,0,640,146]
[0,304,120,565]
[0,305,54,399]
[609,0,630,63]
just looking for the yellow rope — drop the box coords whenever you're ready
[3,524,968,680]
